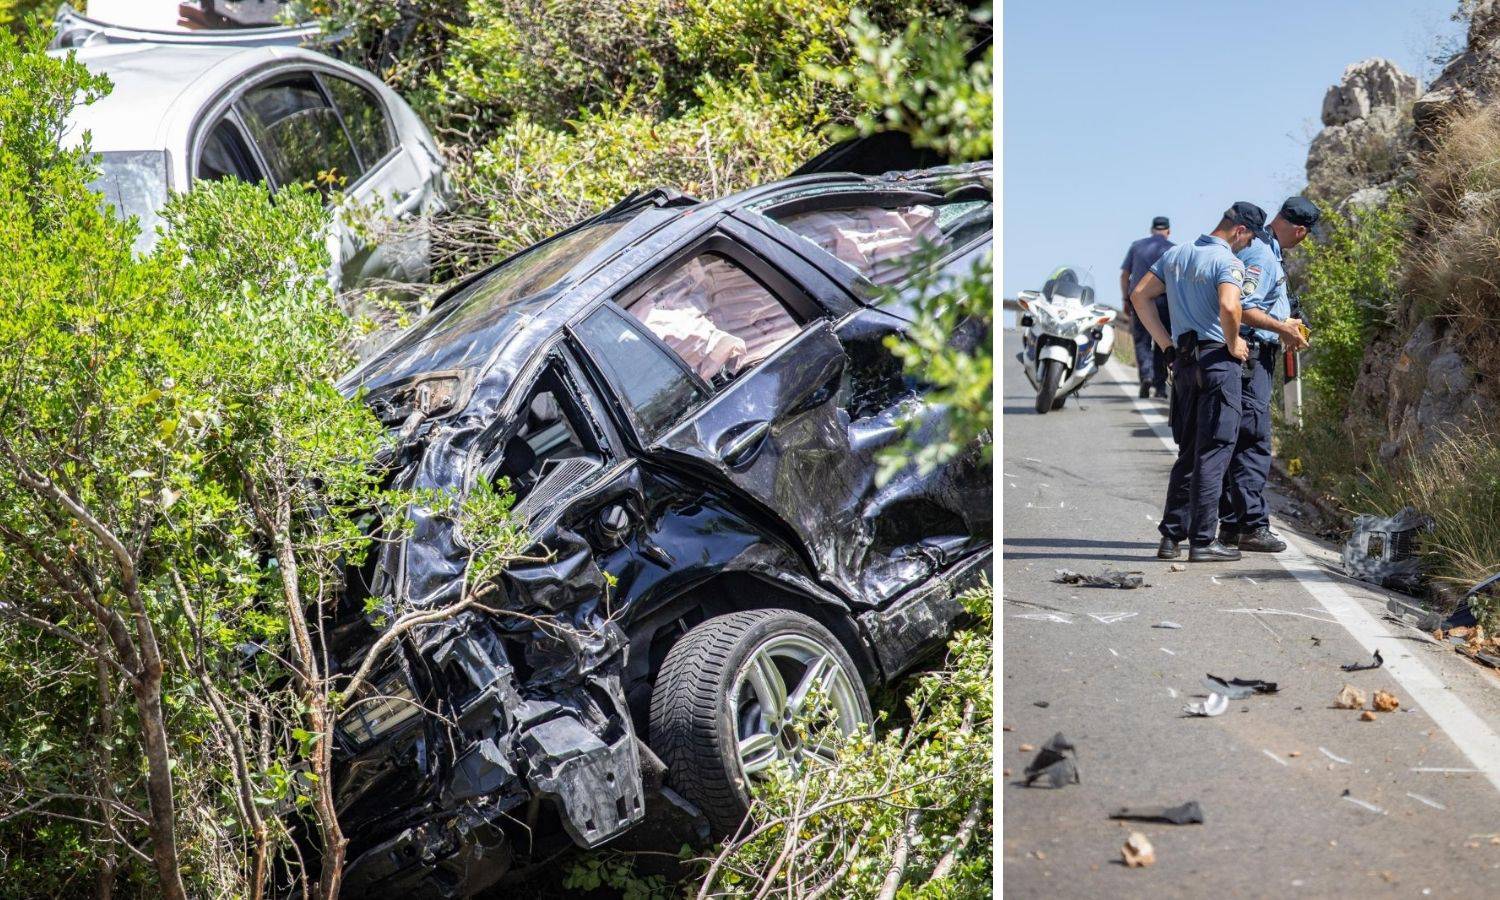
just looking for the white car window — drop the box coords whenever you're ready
[322,75,394,172]
[239,75,361,194]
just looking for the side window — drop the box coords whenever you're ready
[197,118,265,184]
[773,198,992,287]
[238,75,361,193]
[322,75,394,171]
[620,253,802,385]
[573,308,708,440]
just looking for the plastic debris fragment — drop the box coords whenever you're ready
[1023,733,1079,788]
[1183,693,1229,717]
[1153,621,1183,629]
[1203,674,1278,699]
[1053,568,1145,589]
[1341,649,1383,672]
[1110,801,1204,825]
[1342,506,1432,593]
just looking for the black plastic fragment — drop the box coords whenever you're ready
[1052,568,1145,589]
[1033,700,1050,708]
[1023,732,1079,788]
[1203,674,1279,699]
[1109,801,1205,825]
[1341,649,1383,672]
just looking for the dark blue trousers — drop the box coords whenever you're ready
[1220,343,1277,532]
[1131,296,1171,390]
[1159,345,1243,545]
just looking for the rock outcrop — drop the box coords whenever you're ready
[1305,59,1419,203]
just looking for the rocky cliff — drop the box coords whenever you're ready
[1304,7,1500,462]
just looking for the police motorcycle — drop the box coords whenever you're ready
[1016,266,1118,414]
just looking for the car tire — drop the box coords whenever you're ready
[648,609,871,838]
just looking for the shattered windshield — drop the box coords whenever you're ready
[422,215,636,339]
[88,150,170,254]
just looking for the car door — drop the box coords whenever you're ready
[319,73,437,285]
[568,240,879,604]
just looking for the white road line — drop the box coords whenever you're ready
[1104,359,1500,797]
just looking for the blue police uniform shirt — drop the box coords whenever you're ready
[1236,232,1287,344]
[1148,234,1246,343]
[1122,233,1174,297]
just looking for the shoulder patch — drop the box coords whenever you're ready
[1227,267,1244,285]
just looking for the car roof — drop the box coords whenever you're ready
[53,42,338,152]
[342,161,993,408]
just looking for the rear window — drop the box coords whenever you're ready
[773,198,991,287]
[88,149,170,254]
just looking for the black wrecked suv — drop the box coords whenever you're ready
[332,161,993,896]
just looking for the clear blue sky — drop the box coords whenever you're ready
[1002,1,1464,305]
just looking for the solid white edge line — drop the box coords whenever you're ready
[1103,358,1500,796]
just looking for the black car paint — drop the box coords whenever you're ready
[332,163,993,896]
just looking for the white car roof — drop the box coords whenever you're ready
[53,42,336,154]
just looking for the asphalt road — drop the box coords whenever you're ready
[1001,330,1500,898]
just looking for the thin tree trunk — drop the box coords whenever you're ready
[267,487,345,900]
[132,669,188,900]
[94,654,116,900]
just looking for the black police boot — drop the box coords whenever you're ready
[1153,385,1168,399]
[1237,526,1287,553]
[1217,526,1240,548]
[1157,536,1182,560]
[1139,383,1150,398]
[1188,540,1241,562]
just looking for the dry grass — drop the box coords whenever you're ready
[1406,99,1500,362]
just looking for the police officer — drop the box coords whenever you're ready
[1217,197,1319,552]
[1129,202,1263,562]
[1120,217,1175,398]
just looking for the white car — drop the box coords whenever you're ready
[56,42,447,287]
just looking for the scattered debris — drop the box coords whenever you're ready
[1406,792,1446,810]
[1033,701,1050,709]
[1373,690,1401,712]
[1160,647,1176,656]
[1168,563,1186,573]
[1002,768,1011,777]
[1014,612,1075,624]
[1018,743,1036,752]
[1360,710,1377,722]
[1087,612,1139,624]
[1341,790,1386,815]
[1121,832,1155,868]
[1341,649,1383,672]
[1341,506,1432,594]
[1023,733,1079,788]
[1182,693,1228,717]
[1153,621,1183,629]
[1204,674,1279,699]
[1319,747,1351,765]
[1109,801,1204,825]
[1054,568,1145,589]
[1288,751,1302,758]
[1310,635,1322,647]
[1411,766,1478,773]
[1260,749,1289,767]
[1334,684,1365,709]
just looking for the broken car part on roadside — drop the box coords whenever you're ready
[1110,801,1205,825]
[1341,649,1384,671]
[1342,506,1432,594]
[1023,733,1079,787]
[1203,674,1279,699]
[1052,568,1146,589]
[1121,832,1156,868]
[325,163,993,896]
[1182,694,1229,717]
